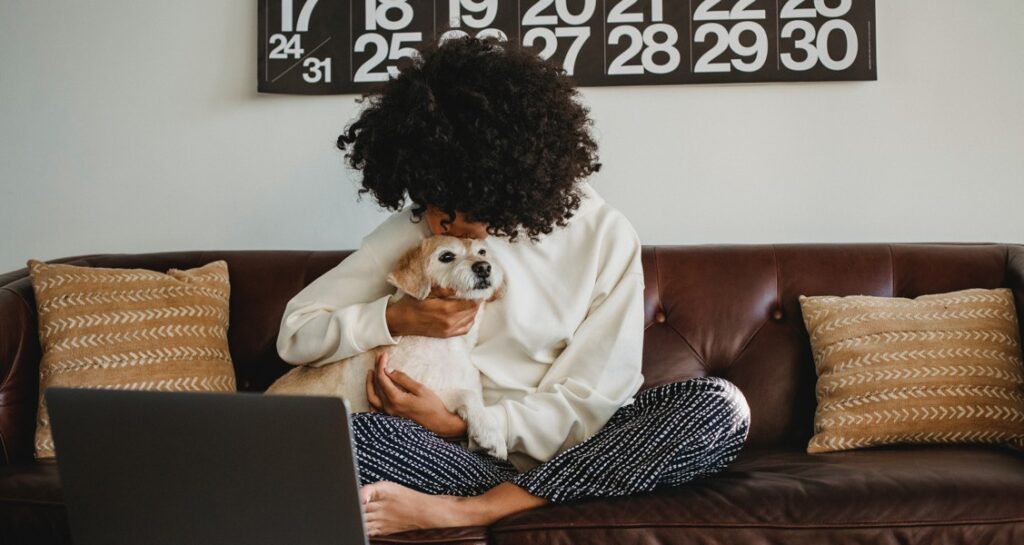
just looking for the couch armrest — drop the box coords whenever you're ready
[0,255,103,464]
[1009,244,1024,349]
[0,276,42,464]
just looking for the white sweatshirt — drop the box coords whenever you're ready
[276,182,646,471]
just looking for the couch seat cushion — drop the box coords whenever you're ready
[0,461,486,545]
[0,461,70,544]
[4,447,1024,545]
[489,445,1024,545]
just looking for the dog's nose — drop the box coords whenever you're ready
[472,261,491,278]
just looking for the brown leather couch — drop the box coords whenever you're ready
[2,243,1024,544]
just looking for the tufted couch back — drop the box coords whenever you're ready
[2,243,1023,463]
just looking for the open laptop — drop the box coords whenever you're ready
[45,387,368,545]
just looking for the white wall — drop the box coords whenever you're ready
[2,1,1021,273]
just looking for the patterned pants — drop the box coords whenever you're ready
[352,376,751,503]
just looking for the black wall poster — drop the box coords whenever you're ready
[258,0,877,95]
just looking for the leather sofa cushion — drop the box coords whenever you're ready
[3,445,1024,544]
[0,461,488,545]
[488,445,1024,545]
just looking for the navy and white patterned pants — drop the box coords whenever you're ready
[352,376,751,503]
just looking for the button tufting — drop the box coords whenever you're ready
[770,307,784,321]
[654,311,667,323]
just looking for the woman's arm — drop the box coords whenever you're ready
[467,225,646,462]
[365,351,469,439]
[276,213,481,367]
[276,242,398,367]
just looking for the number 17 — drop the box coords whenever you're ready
[280,0,320,32]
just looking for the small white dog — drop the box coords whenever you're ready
[266,235,508,459]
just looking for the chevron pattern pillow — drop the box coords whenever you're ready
[28,259,237,459]
[799,287,1024,454]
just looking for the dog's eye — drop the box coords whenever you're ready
[438,251,456,263]
[477,249,486,256]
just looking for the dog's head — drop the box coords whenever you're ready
[386,235,506,302]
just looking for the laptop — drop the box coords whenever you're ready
[45,387,369,545]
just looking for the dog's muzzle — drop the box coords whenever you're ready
[472,261,492,289]
[472,261,491,278]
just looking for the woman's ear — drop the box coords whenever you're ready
[424,206,449,236]
[387,241,432,300]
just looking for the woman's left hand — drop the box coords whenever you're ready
[366,352,468,440]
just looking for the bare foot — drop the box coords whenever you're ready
[359,481,547,537]
[360,481,470,536]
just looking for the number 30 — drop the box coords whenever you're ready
[781,19,858,71]
[780,0,858,72]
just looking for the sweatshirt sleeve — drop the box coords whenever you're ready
[467,220,646,462]
[276,231,402,368]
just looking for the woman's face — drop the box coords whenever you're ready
[424,205,489,240]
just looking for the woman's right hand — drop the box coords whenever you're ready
[385,288,482,338]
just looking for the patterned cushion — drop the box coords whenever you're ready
[799,287,1024,454]
[28,259,236,458]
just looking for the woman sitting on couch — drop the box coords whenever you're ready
[275,35,751,537]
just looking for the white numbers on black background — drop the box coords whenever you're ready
[692,0,768,74]
[352,0,423,82]
[442,0,508,43]
[780,0,859,72]
[606,0,680,76]
[522,1,596,76]
[258,0,876,94]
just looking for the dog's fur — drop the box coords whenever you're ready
[266,235,508,459]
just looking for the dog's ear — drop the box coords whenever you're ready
[486,275,507,303]
[387,240,432,300]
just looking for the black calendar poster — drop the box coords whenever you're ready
[258,0,877,95]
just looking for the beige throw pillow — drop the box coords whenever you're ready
[799,287,1024,454]
[28,259,237,458]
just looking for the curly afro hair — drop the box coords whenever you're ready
[336,34,601,242]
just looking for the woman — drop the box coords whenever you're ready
[276,36,750,537]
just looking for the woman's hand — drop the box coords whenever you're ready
[365,352,468,439]
[385,287,481,338]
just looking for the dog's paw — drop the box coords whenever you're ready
[465,412,507,460]
[451,390,508,460]
[474,427,507,460]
